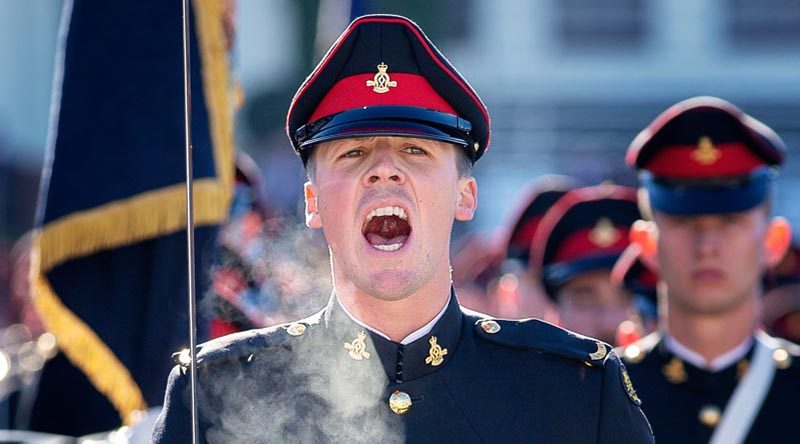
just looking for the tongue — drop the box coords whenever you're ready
[364,216,410,246]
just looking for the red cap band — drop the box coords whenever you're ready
[309,73,457,122]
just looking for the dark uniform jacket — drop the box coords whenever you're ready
[153,294,653,443]
[620,332,800,443]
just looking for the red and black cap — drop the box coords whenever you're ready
[611,244,658,302]
[626,96,786,215]
[286,14,490,165]
[532,184,641,299]
[502,175,578,266]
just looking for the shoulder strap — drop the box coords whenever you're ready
[709,332,776,444]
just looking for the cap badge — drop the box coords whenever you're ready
[589,218,620,248]
[366,62,398,94]
[424,336,448,367]
[663,357,688,384]
[344,330,371,360]
[691,136,722,166]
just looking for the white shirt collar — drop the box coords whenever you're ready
[336,293,451,345]
[665,334,753,372]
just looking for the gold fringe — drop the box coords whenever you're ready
[37,179,228,273]
[194,0,235,191]
[29,243,147,425]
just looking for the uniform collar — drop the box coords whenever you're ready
[336,292,452,345]
[323,289,463,384]
[664,334,753,372]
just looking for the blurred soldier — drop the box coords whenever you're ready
[621,96,799,443]
[611,240,660,339]
[449,230,502,315]
[452,175,576,318]
[153,15,653,443]
[531,184,643,345]
[495,175,577,319]
[763,241,800,343]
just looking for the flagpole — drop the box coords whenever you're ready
[181,0,200,442]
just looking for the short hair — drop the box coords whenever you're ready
[305,140,474,182]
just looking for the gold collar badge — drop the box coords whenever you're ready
[366,62,397,94]
[589,218,620,248]
[663,357,688,384]
[344,330,371,360]
[425,336,448,367]
[691,136,722,166]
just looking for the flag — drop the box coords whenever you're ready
[27,0,234,435]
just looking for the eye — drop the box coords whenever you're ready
[403,145,428,155]
[339,149,365,159]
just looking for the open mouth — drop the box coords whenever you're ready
[362,206,411,252]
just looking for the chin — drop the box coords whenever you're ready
[358,271,422,301]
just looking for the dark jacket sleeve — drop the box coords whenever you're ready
[597,352,654,443]
[152,365,193,443]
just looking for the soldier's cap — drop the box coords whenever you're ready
[502,175,578,266]
[532,184,641,299]
[286,14,490,165]
[611,244,658,303]
[626,96,786,215]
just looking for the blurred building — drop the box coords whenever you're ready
[2,0,800,231]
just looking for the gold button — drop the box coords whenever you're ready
[623,345,644,363]
[176,349,192,366]
[698,405,721,427]
[773,349,792,370]
[473,142,480,153]
[480,320,501,334]
[286,323,307,337]
[389,390,412,415]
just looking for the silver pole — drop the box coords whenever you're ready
[181,0,199,442]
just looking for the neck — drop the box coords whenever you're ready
[663,292,760,363]
[333,265,452,342]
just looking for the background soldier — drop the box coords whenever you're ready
[153,14,653,443]
[531,184,643,345]
[621,96,800,443]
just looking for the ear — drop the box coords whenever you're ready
[764,216,791,267]
[454,177,478,221]
[304,181,322,229]
[629,219,659,271]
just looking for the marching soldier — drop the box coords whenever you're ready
[530,184,644,345]
[620,96,800,443]
[153,15,653,443]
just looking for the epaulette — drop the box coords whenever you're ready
[617,331,662,364]
[469,313,612,367]
[757,332,800,371]
[172,309,325,369]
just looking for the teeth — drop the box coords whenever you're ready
[366,206,408,222]
[374,243,402,252]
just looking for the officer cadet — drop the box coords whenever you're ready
[610,242,660,337]
[530,184,644,345]
[620,96,800,443]
[153,15,653,443]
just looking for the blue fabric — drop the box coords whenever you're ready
[642,169,774,216]
[28,0,224,436]
[39,0,215,224]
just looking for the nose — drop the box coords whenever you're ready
[364,149,406,186]
[693,219,721,258]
